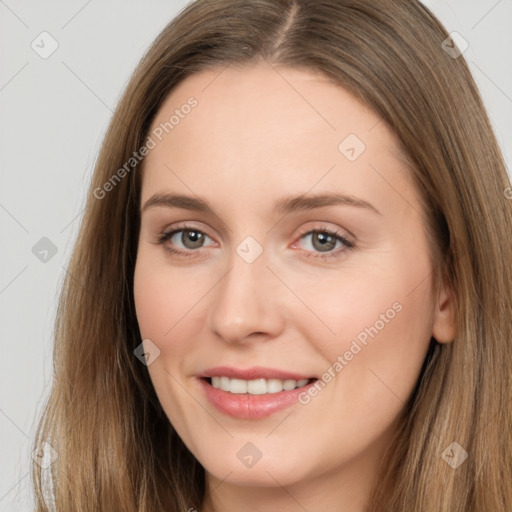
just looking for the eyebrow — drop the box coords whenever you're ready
[141,192,381,216]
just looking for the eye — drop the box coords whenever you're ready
[153,223,354,261]
[294,228,354,260]
[155,224,216,256]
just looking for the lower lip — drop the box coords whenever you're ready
[198,378,316,420]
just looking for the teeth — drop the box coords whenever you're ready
[267,378,284,393]
[229,378,247,394]
[209,377,311,394]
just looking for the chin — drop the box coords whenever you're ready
[197,447,312,488]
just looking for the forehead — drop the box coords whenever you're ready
[141,62,415,214]
[149,61,394,144]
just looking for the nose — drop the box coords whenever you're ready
[207,246,286,344]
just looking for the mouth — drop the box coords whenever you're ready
[202,376,316,395]
[197,367,319,419]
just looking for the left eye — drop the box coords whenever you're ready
[296,229,353,254]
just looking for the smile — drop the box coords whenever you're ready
[198,367,319,419]
[208,376,312,394]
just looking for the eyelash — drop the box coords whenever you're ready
[155,223,355,261]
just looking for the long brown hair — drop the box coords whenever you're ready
[32,1,512,510]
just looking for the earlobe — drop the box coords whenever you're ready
[432,280,457,344]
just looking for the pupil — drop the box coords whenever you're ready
[314,232,335,252]
[183,230,203,248]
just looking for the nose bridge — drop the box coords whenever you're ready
[207,240,284,343]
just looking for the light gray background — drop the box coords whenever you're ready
[0,1,510,510]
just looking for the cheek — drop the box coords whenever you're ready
[296,258,434,356]
[133,251,195,406]
[133,248,206,342]
[132,248,215,385]
[133,254,202,435]
[302,243,436,398]
[321,264,435,421]
[361,280,435,399]
[296,270,435,471]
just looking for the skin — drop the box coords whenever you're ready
[133,61,456,512]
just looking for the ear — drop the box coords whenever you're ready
[432,278,457,343]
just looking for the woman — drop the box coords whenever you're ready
[32,0,512,510]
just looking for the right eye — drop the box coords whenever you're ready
[155,224,217,257]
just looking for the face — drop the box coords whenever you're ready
[133,62,454,499]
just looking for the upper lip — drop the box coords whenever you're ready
[199,366,316,381]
